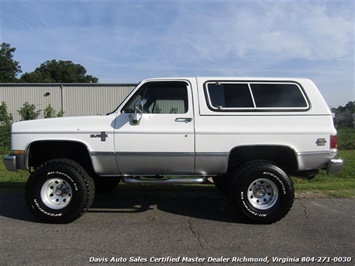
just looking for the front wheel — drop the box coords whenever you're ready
[229,161,294,224]
[25,159,95,223]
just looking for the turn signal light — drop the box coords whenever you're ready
[13,150,25,155]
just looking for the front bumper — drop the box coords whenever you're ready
[2,154,26,172]
[327,158,344,174]
[3,155,17,171]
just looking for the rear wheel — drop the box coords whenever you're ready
[26,159,95,223]
[229,160,294,224]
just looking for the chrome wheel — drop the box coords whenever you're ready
[40,178,73,210]
[247,178,278,210]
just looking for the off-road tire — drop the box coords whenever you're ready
[229,160,294,224]
[25,159,95,223]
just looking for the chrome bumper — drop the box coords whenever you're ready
[2,154,27,172]
[3,155,17,172]
[327,158,344,174]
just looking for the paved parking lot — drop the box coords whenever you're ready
[0,186,354,265]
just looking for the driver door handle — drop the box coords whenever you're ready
[175,117,192,122]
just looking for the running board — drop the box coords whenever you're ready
[122,177,208,185]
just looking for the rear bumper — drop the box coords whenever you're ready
[327,158,344,174]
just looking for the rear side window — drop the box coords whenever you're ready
[251,83,308,108]
[208,83,254,108]
[205,81,309,111]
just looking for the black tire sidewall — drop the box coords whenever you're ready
[26,160,89,223]
[231,162,294,223]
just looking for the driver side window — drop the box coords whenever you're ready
[123,81,188,114]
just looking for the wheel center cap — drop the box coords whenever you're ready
[55,184,69,197]
[55,189,63,196]
[253,185,266,198]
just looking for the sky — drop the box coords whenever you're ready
[0,0,354,108]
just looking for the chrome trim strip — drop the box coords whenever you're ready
[297,151,331,156]
[196,131,327,135]
[114,132,193,135]
[115,152,194,157]
[196,152,229,157]
[90,152,115,156]
[112,152,228,157]
[13,131,114,135]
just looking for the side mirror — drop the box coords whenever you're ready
[129,100,143,125]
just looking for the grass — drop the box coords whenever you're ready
[1,150,354,198]
[292,150,355,198]
[337,127,355,150]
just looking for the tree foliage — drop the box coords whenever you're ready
[20,59,98,83]
[0,102,13,152]
[332,101,355,114]
[0,101,13,126]
[44,104,64,118]
[0,43,22,82]
[17,102,41,121]
[332,101,355,128]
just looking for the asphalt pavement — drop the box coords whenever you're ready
[0,186,354,266]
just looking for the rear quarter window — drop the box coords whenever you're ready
[251,83,308,108]
[205,81,309,111]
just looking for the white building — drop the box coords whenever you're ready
[0,83,137,122]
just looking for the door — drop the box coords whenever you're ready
[113,80,195,175]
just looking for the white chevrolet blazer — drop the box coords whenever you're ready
[3,77,343,224]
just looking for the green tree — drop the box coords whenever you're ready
[0,101,13,152]
[332,101,355,114]
[19,71,48,83]
[20,59,98,83]
[345,101,355,112]
[0,43,22,82]
[0,101,13,125]
[17,102,41,121]
[44,104,64,118]
[57,109,65,117]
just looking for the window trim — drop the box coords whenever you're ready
[204,80,310,112]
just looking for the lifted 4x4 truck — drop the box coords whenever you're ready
[3,77,343,224]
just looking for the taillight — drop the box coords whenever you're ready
[330,135,337,149]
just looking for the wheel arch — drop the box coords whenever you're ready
[28,140,94,172]
[228,145,299,175]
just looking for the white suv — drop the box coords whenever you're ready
[3,77,343,224]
